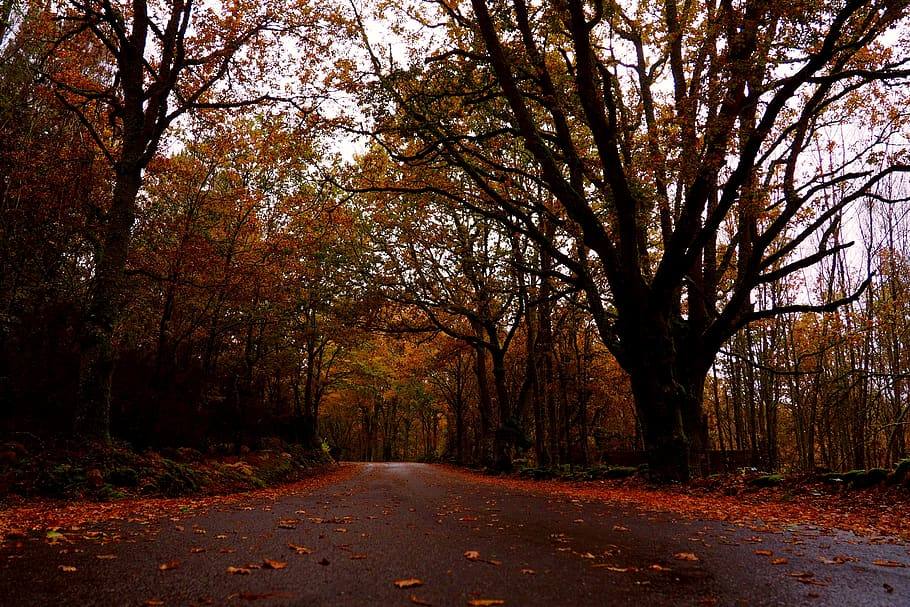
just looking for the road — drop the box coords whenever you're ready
[1,463,908,606]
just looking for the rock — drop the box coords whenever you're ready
[86,468,104,489]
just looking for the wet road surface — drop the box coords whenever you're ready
[1,463,908,606]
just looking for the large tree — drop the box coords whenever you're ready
[357,0,910,479]
[36,0,320,440]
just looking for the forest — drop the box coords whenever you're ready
[2,0,910,484]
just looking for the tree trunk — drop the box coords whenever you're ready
[74,168,142,440]
[473,343,495,466]
[624,320,709,482]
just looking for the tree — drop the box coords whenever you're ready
[356,0,910,479]
[36,0,318,439]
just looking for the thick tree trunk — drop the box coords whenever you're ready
[624,318,709,482]
[74,169,142,440]
[473,343,495,467]
[490,348,514,472]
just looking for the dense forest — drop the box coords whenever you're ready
[2,0,910,482]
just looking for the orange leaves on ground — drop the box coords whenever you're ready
[262,559,288,570]
[158,560,180,571]
[277,519,300,529]
[226,566,252,575]
[0,464,361,540]
[771,557,789,565]
[468,600,505,606]
[818,555,855,565]
[674,552,699,561]
[753,550,773,557]
[288,543,312,554]
[464,550,501,565]
[442,466,910,541]
[591,564,636,572]
[872,559,906,568]
[787,571,829,586]
[409,595,433,606]
[58,565,77,573]
[394,578,424,589]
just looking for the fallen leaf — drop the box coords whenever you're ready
[467,600,505,606]
[277,519,299,529]
[394,578,424,589]
[350,554,367,560]
[819,555,854,565]
[520,568,535,575]
[409,595,433,606]
[58,565,77,573]
[190,547,205,554]
[592,564,634,572]
[144,601,165,606]
[612,525,630,532]
[464,551,481,561]
[263,559,288,570]
[674,552,699,561]
[649,564,671,572]
[771,558,789,565]
[226,566,251,575]
[96,554,117,560]
[288,543,312,554]
[158,560,180,571]
[873,559,906,568]
[884,583,894,593]
[754,550,773,557]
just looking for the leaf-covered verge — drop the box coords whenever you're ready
[0,462,359,542]
[446,464,910,541]
[0,436,335,504]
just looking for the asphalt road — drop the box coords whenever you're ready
[1,463,908,606]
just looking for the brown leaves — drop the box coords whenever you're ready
[771,557,789,565]
[818,555,854,565]
[277,518,299,529]
[58,565,77,573]
[227,566,252,575]
[674,552,699,561]
[288,543,312,554]
[464,550,502,565]
[753,550,773,557]
[409,595,433,606]
[262,559,287,570]
[468,600,505,606]
[787,571,829,586]
[872,559,906,568]
[591,564,635,572]
[158,560,180,571]
[394,578,424,589]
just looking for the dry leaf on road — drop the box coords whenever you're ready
[226,566,251,575]
[674,552,699,561]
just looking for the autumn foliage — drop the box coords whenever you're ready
[1,0,910,485]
